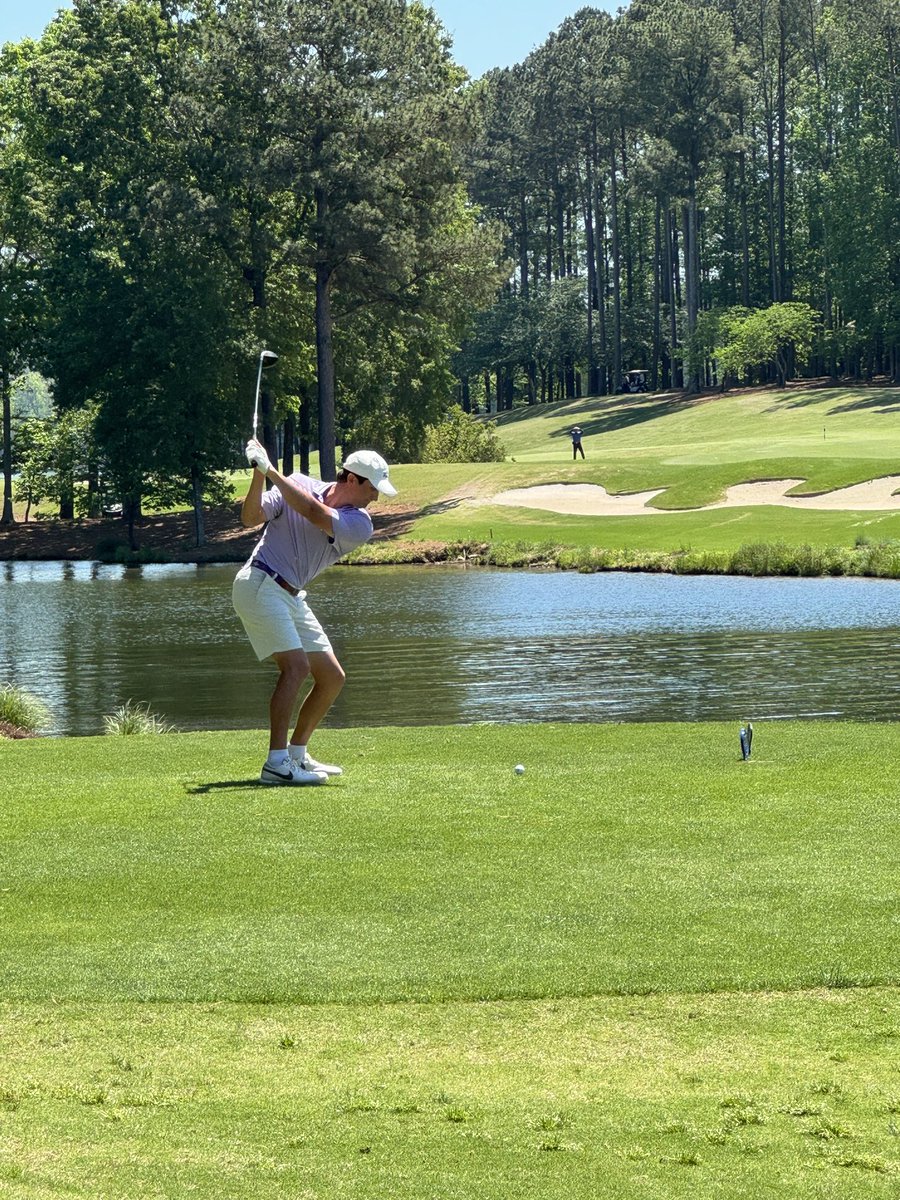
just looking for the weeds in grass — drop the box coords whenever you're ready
[830,1153,891,1173]
[338,1095,379,1115]
[812,1079,846,1098]
[719,1094,766,1124]
[780,1104,823,1118]
[821,964,863,989]
[103,700,177,735]
[659,1151,702,1166]
[0,683,50,735]
[804,1120,854,1141]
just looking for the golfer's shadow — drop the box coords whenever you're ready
[186,778,275,795]
[185,779,341,795]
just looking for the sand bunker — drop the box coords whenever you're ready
[492,476,900,516]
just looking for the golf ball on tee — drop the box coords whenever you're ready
[514,764,525,775]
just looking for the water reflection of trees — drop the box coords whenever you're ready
[2,565,900,734]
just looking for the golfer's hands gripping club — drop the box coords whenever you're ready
[245,438,271,476]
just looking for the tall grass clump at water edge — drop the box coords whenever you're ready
[103,700,177,735]
[0,683,50,736]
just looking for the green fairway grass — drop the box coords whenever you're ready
[410,494,900,552]
[491,386,900,491]
[3,723,898,1003]
[2,989,898,1198]
[400,385,900,559]
[1,721,899,1196]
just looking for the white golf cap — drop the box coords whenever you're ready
[342,449,398,497]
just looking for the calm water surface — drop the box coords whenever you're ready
[2,561,899,735]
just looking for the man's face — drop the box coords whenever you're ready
[349,473,379,506]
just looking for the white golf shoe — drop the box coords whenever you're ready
[260,757,328,786]
[298,754,343,777]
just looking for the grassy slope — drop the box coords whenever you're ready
[408,386,900,551]
[2,724,899,1196]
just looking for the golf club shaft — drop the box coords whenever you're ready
[252,356,265,438]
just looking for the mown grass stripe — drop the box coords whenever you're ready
[2,722,898,1004]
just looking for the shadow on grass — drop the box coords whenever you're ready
[371,496,467,540]
[546,395,701,441]
[186,779,266,794]
[826,394,900,414]
[767,379,900,413]
[183,782,336,792]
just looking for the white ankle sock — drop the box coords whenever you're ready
[266,748,290,766]
[289,743,307,762]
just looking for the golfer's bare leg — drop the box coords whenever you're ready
[269,649,309,751]
[291,650,346,747]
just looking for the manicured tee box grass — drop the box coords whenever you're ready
[2,722,898,1003]
[2,988,898,1199]
[2,723,899,1197]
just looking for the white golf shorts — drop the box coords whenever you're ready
[232,562,332,661]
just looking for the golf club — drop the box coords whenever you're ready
[252,349,279,438]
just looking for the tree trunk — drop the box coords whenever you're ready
[191,463,206,548]
[739,133,751,304]
[124,495,141,551]
[608,140,622,392]
[554,164,565,279]
[1,366,12,525]
[651,199,662,392]
[777,0,789,301]
[86,457,101,518]
[282,412,295,476]
[582,152,599,394]
[299,386,311,476]
[593,180,608,395]
[620,125,633,307]
[519,195,529,298]
[59,475,74,521]
[665,207,681,389]
[682,190,701,394]
[315,187,337,481]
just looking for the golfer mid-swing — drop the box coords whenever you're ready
[233,437,397,785]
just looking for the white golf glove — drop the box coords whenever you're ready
[245,438,271,475]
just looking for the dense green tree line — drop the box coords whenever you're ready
[1,0,897,536]
[462,0,899,408]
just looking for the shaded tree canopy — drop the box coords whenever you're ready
[1,0,898,530]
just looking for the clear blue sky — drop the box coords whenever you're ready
[0,0,617,78]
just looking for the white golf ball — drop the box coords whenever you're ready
[514,764,525,775]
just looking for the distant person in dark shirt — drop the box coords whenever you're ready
[570,426,585,460]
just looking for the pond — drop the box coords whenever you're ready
[2,560,899,736]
